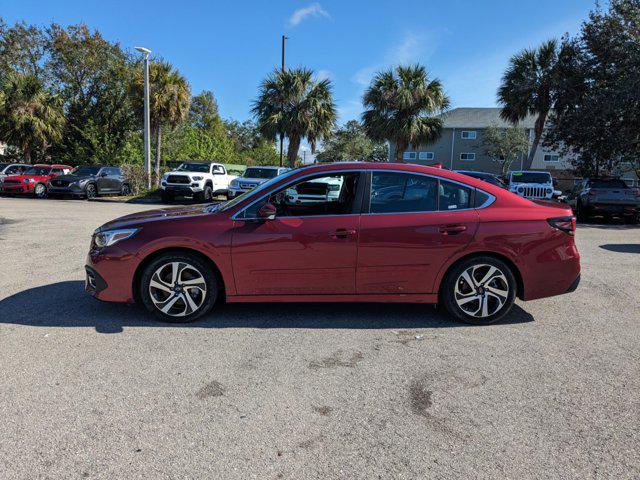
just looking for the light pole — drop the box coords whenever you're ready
[135,46,152,189]
[279,35,288,167]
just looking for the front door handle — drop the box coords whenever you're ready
[330,228,357,239]
[438,224,467,235]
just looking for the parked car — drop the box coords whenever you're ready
[508,171,560,199]
[0,164,72,198]
[0,163,29,180]
[455,170,507,188]
[48,165,131,199]
[565,177,640,223]
[160,162,237,203]
[228,166,290,198]
[85,162,580,326]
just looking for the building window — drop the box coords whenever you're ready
[461,130,477,139]
[418,151,434,160]
[544,154,560,162]
[460,153,476,161]
[402,151,417,161]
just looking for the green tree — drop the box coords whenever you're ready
[498,39,559,170]
[362,65,449,163]
[0,19,47,81]
[545,0,640,177]
[482,125,530,177]
[46,23,137,165]
[316,120,387,162]
[132,60,191,181]
[0,72,64,162]
[252,68,336,167]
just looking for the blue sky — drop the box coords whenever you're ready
[2,0,596,125]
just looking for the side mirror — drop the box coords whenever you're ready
[257,202,277,221]
[99,171,108,177]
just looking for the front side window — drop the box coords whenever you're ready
[212,165,225,174]
[439,181,472,210]
[370,172,437,214]
[242,172,361,218]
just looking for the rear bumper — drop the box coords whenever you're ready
[585,203,639,215]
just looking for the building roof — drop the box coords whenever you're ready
[439,108,537,129]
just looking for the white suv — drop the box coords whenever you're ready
[160,162,237,203]
[508,171,559,200]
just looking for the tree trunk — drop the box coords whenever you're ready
[525,112,548,170]
[154,126,162,186]
[286,135,301,168]
[394,140,407,163]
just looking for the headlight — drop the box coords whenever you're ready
[517,187,524,193]
[192,176,203,181]
[230,179,239,188]
[546,188,553,195]
[93,228,139,248]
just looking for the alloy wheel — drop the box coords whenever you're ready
[148,262,207,317]
[86,184,97,199]
[454,264,510,318]
[35,184,46,198]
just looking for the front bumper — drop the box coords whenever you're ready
[0,184,28,194]
[48,184,84,196]
[85,246,139,303]
[161,184,203,194]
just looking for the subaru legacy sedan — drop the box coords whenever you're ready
[85,163,580,325]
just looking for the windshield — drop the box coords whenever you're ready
[73,166,101,176]
[243,167,279,179]
[211,168,302,212]
[176,163,210,173]
[23,167,51,175]
[589,179,628,189]
[510,172,552,184]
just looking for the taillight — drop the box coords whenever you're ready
[548,216,576,235]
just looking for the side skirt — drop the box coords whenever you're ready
[226,293,438,304]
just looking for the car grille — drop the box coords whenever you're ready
[3,180,20,185]
[240,183,258,190]
[50,179,70,187]
[519,187,548,198]
[167,175,191,184]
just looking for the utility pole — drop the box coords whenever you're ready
[279,35,288,167]
[135,46,152,189]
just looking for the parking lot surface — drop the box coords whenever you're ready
[1,197,639,479]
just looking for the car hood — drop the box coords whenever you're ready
[238,177,270,184]
[54,174,95,181]
[97,203,222,231]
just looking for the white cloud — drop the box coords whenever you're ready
[315,69,333,81]
[288,3,330,27]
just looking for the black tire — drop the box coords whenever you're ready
[441,256,517,325]
[576,201,587,223]
[139,253,218,323]
[121,183,132,196]
[195,185,213,203]
[85,183,97,200]
[161,191,173,203]
[34,183,47,199]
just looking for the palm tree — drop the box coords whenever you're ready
[498,39,559,170]
[252,68,336,167]
[362,65,449,163]
[133,60,191,183]
[0,73,64,163]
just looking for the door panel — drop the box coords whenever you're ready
[357,210,478,294]
[232,215,360,295]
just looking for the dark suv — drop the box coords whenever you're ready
[48,165,131,199]
[566,177,639,223]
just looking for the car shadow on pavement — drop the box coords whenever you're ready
[0,281,534,334]
[599,243,640,254]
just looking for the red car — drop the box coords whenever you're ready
[85,162,580,325]
[0,164,73,198]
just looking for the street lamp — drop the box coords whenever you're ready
[135,46,152,189]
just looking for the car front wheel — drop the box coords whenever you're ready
[140,253,218,323]
[85,183,97,200]
[442,256,517,325]
[34,183,47,198]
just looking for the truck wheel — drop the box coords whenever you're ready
[196,185,213,203]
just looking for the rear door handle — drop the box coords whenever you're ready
[330,228,357,239]
[438,224,467,235]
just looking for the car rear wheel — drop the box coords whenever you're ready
[442,256,517,325]
[121,183,132,196]
[34,183,47,199]
[85,183,97,200]
[140,253,218,323]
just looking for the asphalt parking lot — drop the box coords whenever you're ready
[0,197,639,479]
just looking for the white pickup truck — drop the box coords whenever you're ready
[160,162,237,203]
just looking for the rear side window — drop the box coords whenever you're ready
[474,190,490,208]
[439,181,472,210]
[370,172,437,213]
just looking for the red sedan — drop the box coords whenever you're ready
[85,163,580,325]
[0,164,73,198]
